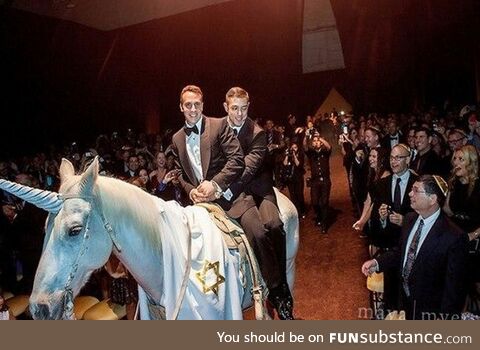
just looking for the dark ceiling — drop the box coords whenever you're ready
[0,0,479,155]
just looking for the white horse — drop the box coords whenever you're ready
[0,158,299,320]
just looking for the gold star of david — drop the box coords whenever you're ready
[195,260,225,296]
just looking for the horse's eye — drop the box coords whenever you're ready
[69,226,83,237]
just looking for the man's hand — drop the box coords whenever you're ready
[195,180,218,202]
[355,149,365,162]
[361,259,378,276]
[388,212,403,226]
[267,144,278,152]
[379,203,389,221]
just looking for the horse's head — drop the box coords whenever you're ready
[29,157,114,319]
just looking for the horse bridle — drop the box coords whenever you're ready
[56,193,123,320]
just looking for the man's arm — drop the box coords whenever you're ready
[198,119,245,201]
[211,120,245,191]
[441,233,469,317]
[228,128,266,197]
[170,138,196,198]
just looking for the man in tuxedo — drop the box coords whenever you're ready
[370,144,418,310]
[171,85,244,210]
[381,120,404,151]
[362,175,469,320]
[222,87,294,320]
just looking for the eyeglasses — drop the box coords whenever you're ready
[390,155,409,161]
[411,186,427,194]
[448,137,465,144]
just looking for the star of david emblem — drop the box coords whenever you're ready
[195,260,225,296]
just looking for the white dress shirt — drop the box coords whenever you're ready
[391,170,411,205]
[185,118,204,182]
[402,208,441,267]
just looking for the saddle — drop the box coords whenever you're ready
[196,202,270,320]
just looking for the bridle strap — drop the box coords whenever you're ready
[59,193,122,252]
[93,196,122,252]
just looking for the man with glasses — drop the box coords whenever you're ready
[447,128,468,152]
[370,144,418,312]
[362,175,469,320]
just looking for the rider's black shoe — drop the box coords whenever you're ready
[268,283,295,320]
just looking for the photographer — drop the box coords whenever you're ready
[304,134,332,234]
[282,142,306,218]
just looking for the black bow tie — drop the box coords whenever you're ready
[184,124,199,136]
[390,136,398,140]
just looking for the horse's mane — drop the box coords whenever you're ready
[61,175,163,248]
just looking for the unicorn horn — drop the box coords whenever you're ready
[0,179,63,213]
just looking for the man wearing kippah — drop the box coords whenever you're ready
[362,175,469,320]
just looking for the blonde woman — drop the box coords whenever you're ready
[444,145,480,315]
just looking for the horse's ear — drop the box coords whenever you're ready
[59,158,75,182]
[79,156,99,195]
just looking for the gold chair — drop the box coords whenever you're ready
[82,299,126,320]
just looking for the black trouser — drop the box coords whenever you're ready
[287,176,305,216]
[310,178,331,224]
[239,199,287,290]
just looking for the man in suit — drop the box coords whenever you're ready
[362,175,469,320]
[381,120,404,152]
[222,87,294,320]
[171,85,244,209]
[370,144,418,311]
[264,120,285,188]
[372,144,418,249]
[411,127,440,176]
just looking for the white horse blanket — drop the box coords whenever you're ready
[138,199,245,320]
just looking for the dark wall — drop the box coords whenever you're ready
[1,0,478,155]
[1,0,303,154]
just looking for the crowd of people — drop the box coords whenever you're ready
[1,83,480,320]
[350,108,480,320]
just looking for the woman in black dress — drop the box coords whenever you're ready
[444,145,480,314]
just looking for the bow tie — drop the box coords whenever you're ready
[390,136,398,140]
[184,124,199,136]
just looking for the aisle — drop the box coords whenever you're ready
[289,151,370,319]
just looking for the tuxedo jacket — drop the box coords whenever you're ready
[171,116,244,210]
[370,171,418,248]
[225,117,276,218]
[377,211,469,319]
[411,149,440,176]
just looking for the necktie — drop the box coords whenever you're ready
[184,125,199,136]
[402,219,424,297]
[393,177,402,212]
[267,132,273,145]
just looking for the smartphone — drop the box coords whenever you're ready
[342,124,348,134]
